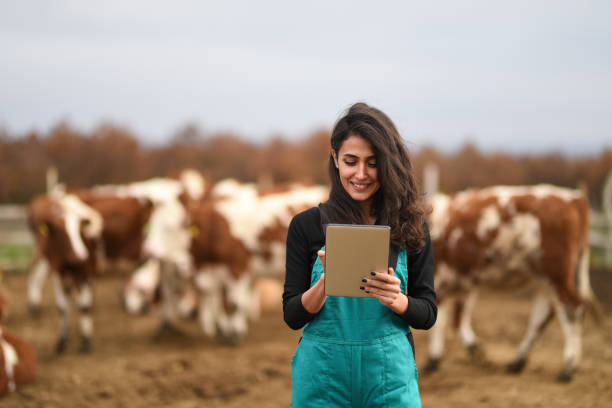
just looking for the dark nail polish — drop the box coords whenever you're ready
[359,286,364,290]
[370,271,376,276]
[365,290,369,294]
[361,278,367,283]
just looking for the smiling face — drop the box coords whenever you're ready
[332,134,380,210]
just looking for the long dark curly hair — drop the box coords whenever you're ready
[321,102,426,252]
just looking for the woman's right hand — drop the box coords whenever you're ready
[317,250,326,272]
[301,250,327,314]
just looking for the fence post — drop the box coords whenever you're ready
[423,162,439,202]
[46,166,58,193]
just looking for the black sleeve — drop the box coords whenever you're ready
[397,223,438,330]
[282,208,324,330]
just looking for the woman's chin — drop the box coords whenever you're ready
[348,191,374,202]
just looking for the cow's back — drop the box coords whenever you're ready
[79,192,153,261]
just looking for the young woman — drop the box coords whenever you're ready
[283,102,437,407]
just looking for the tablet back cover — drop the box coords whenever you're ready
[324,224,390,297]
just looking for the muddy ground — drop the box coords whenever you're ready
[2,268,612,408]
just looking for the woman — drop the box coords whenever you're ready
[283,102,437,407]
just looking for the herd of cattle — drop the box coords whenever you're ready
[0,170,602,396]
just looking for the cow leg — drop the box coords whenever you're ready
[507,290,554,373]
[459,289,483,358]
[194,266,223,338]
[52,274,70,353]
[177,285,199,319]
[123,258,160,314]
[27,256,49,317]
[158,260,178,334]
[217,272,252,345]
[248,281,261,322]
[551,294,584,382]
[77,282,94,353]
[424,298,450,372]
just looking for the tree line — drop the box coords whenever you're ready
[1,123,610,207]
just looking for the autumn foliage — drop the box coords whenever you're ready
[1,123,610,207]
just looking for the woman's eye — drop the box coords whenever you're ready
[368,162,377,168]
[343,161,356,166]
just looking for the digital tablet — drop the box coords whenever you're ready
[324,224,390,297]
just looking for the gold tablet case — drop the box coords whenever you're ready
[324,224,390,297]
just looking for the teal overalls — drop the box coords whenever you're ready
[291,247,421,407]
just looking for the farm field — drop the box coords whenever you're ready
[1,268,612,408]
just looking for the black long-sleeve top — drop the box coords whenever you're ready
[283,206,437,338]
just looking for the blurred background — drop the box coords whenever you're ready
[1,1,611,407]
[2,1,611,198]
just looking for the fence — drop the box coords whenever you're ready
[0,204,33,271]
[590,171,612,268]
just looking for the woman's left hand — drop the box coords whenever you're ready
[361,268,409,314]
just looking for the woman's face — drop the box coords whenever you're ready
[332,134,380,205]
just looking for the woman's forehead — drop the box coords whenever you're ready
[338,135,375,156]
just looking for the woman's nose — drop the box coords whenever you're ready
[356,163,367,178]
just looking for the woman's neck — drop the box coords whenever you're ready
[360,201,376,225]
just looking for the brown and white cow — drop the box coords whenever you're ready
[27,193,154,313]
[142,178,328,343]
[27,191,103,353]
[0,278,38,397]
[29,170,205,316]
[190,180,329,342]
[118,171,208,315]
[426,185,600,381]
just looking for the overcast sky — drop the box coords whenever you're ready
[1,1,611,154]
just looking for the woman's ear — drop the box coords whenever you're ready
[331,150,339,168]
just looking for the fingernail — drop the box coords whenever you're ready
[359,286,365,290]
[365,290,369,294]
[370,271,376,276]
[361,278,367,283]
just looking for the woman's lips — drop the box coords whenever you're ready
[350,181,371,192]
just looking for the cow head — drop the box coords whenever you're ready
[29,193,103,268]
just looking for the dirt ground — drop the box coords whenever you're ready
[2,268,612,408]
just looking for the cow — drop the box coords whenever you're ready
[28,169,205,316]
[142,178,329,343]
[191,180,329,342]
[118,171,208,315]
[0,276,38,397]
[425,185,600,381]
[27,190,103,353]
[27,193,154,315]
